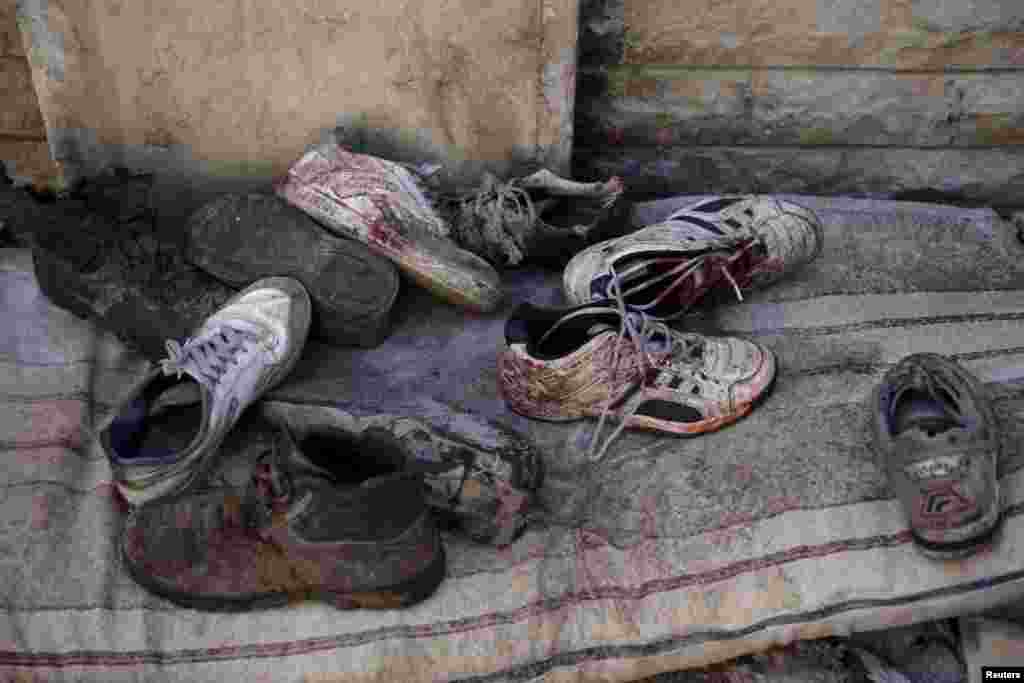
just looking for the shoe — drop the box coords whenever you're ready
[100,277,312,505]
[563,196,824,319]
[498,301,776,459]
[869,353,1003,560]
[28,194,239,361]
[121,423,445,611]
[274,143,502,313]
[260,399,544,546]
[186,193,400,348]
[440,169,627,269]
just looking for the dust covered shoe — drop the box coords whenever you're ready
[29,196,239,361]
[260,399,544,546]
[563,196,824,319]
[274,143,502,313]
[101,277,312,506]
[186,193,400,348]
[498,302,776,453]
[439,169,626,269]
[869,353,1003,560]
[121,425,444,611]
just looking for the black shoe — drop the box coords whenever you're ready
[29,186,238,361]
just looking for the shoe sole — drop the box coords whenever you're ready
[868,354,1004,560]
[187,196,400,348]
[506,369,777,438]
[112,278,313,506]
[122,533,446,612]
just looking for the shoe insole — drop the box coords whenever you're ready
[892,391,961,436]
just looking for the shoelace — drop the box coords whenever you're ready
[606,237,754,316]
[583,262,708,465]
[159,321,263,389]
[443,174,622,265]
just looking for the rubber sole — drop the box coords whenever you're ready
[188,246,398,349]
[506,367,778,439]
[122,535,446,612]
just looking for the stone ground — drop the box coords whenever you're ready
[3,165,1021,682]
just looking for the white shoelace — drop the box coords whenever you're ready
[583,262,708,464]
[159,322,263,389]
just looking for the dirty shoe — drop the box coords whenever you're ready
[440,169,626,269]
[29,195,239,361]
[275,143,502,313]
[101,277,312,505]
[186,193,400,348]
[499,302,776,460]
[563,196,824,319]
[869,353,1003,560]
[260,399,544,546]
[121,424,445,611]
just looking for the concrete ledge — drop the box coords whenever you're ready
[574,144,1024,207]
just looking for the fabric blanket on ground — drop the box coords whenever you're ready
[2,196,1024,682]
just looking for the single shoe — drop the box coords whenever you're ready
[121,423,445,611]
[869,353,1003,560]
[29,196,239,361]
[563,196,824,319]
[260,398,544,546]
[186,193,400,348]
[440,169,627,269]
[274,143,502,313]
[499,301,776,458]
[101,277,312,506]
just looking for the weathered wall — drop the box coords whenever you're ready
[574,0,1024,206]
[14,0,578,206]
[0,0,57,188]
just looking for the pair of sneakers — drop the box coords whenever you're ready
[499,195,823,460]
[105,276,543,611]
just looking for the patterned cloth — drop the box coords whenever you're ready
[3,195,1024,682]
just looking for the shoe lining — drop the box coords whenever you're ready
[892,389,962,435]
[108,375,203,460]
[532,310,622,360]
[299,432,402,484]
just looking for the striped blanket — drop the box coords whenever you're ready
[2,195,1023,682]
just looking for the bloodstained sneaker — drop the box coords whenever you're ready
[186,193,400,348]
[869,353,1003,560]
[100,277,312,506]
[274,143,502,313]
[121,423,445,611]
[260,398,544,546]
[563,196,824,319]
[498,301,776,460]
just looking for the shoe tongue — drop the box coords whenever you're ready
[148,380,204,417]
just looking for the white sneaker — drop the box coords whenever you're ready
[101,276,312,505]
